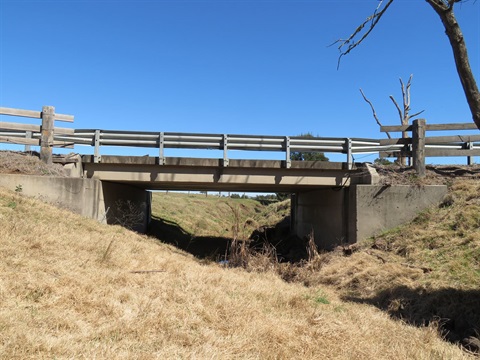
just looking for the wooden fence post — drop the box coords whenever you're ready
[412,118,426,177]
[40,106,55,165]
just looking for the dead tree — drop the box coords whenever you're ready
[334,0,480,130]
[360,75,424,166]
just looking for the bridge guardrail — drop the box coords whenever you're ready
[55,129,384,169]
[2,105,479,174]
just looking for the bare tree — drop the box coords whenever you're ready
[335,0,480,129]
[360,75,425,165]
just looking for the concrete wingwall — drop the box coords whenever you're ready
[293,184,448,250]
[347,184,448,244]
[0,174,151,233]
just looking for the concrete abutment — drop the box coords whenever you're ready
[0,175,151,233]
[293,184,448,249]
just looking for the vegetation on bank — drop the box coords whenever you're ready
[0,151,479,357]
[0,186,475,359]
[149,178,480,354]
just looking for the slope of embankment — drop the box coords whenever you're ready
[0,185,474,359]
[1,151,479,358]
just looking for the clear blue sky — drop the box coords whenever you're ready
[0,0,479,162]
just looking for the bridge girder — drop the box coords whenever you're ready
[82,156,375,192]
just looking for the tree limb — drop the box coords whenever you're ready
[425,0,480,128]
[360,88,391,139]
[389,95,403,122]
[410,110,426,118]
[334,0,395,69]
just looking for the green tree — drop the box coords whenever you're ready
[291,132,329,162]
[374,157,393,166]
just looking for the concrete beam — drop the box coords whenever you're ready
[81,156,372,192]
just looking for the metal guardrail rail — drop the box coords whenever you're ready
[54,129,385,169]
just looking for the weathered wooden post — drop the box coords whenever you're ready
[412,118,426,177]
[40,106,55,164]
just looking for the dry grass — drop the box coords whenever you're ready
[0,151,67,176]
[0,187,472,359]
[151,191,289,240]
[272,178,480,352]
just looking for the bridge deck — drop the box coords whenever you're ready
[82,156,375,192]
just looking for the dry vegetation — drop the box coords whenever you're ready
[0,151,67,177]
[0,151,479,358]
[0,187,473,359]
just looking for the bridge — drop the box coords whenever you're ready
[0,106,454,249]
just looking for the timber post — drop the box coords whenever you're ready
[40,106,55,164]
[412,118,426,177]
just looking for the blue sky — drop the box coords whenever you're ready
[0,0,479,163]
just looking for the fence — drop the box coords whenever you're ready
[0,106,75,164]
[1,106,479,176]
[380,119,480,176]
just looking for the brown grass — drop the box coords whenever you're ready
[0,187,472,359]
[0,151,67,176]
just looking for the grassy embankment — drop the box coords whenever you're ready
[0,152,479,358]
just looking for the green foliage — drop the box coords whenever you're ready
[374,157,393,165]
[291,133,329,162]
[306,291,330,305]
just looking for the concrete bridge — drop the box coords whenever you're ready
[0,154,443,251]
[0,105,448,249]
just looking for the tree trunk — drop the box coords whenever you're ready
[426,0,480,129]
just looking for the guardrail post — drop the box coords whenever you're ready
[158,132,165,165]
[346,138,353,170]
[223,134,229,167]
[285,136,291,168]
[467,142,474,165]
[40,106,55,164]
[25,131,32,152]
[412,119,426,177]
[94,130,101,163]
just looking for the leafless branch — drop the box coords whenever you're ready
[402,76,411,118]
[360,88,391,139]
[334,0,395,69]
[410,110,426,119]
[389,95,403,122]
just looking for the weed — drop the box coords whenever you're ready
[15,184,23,193]
[306,229,319,261]
[111,200,144,231]
[314,295,330,305]
[101,239,115,262]
[305,291,330,305]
